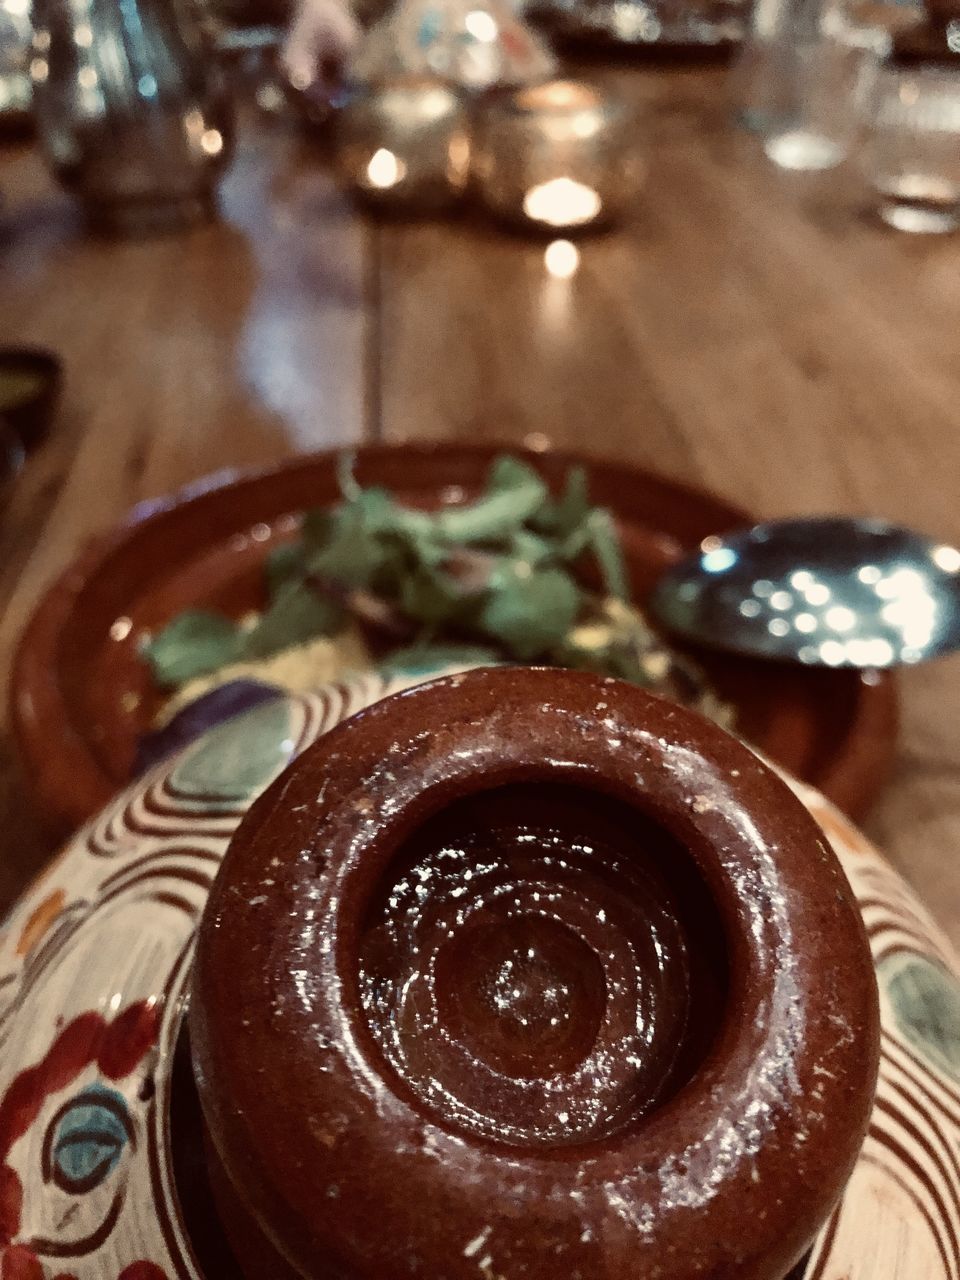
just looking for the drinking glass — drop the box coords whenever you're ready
[862,54,960,232]
[734,0,892,171]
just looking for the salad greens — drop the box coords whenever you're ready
[142,454,711,708]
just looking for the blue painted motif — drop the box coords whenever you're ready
[166,698,296,804]
[881,954,960,1081]
[48,1084,132,1194]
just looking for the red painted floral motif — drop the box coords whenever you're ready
[0,1003,158,1167]
[1,1251,164,1280]
[1,1245,42,1279]
[0,1003,161,1280]
[0,1167,21,1248]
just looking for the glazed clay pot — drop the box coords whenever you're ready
[191,667,880,1280]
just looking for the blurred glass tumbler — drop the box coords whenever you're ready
[30,0,233,234]
[473,80,639,232]
[862,20,960,232]
[336,77,471,212]
[0,0,34,131]
[736,0,890,171]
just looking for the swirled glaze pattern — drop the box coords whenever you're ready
[360,782,725,1147]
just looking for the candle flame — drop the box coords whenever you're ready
[523,178,601,228]
[200,129,224,157]
[465,9,498,41]
[544,239,580,279]
[367,148,405,190]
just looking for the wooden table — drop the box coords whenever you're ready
[1,64,958,946]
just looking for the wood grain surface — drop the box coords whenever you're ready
[0,64,957,946]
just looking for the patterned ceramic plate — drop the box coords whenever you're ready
[0,670,956,1280]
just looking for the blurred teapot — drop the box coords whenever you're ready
[30,0,234,233]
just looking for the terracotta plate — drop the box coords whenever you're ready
[10,443,897,829]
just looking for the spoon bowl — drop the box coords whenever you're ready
[649,517,960,668]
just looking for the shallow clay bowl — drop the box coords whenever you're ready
[10,444,897,830]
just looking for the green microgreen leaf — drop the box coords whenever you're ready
[433,456,548,544]
[586,509,630,602]
[305,503,392,589]
[509,529,555,568]
[241,583,345,660]
[478,563,580,659]
[265,542,309,601]
[142,611,243,688]
[531,465,591,537]
[398,562,476,626]
[336,450,362,502]
[380,643,500,676]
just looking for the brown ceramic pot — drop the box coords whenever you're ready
[190,667,880,1280]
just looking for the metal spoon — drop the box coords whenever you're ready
[648,517,960,668]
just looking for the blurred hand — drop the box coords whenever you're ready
[281,0,360,90]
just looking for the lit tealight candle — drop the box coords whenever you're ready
[524,177,602,228]
[474,78,640,232]
[336,76,471,212]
